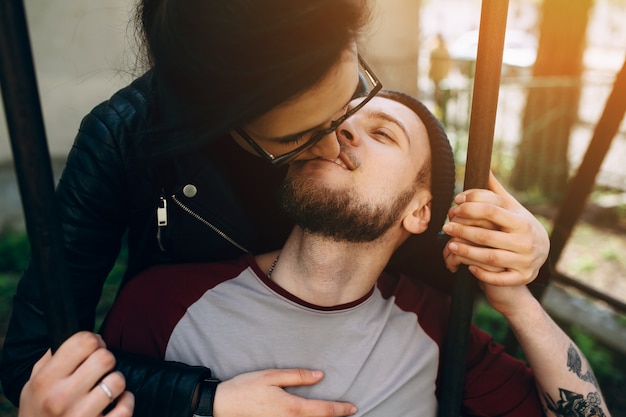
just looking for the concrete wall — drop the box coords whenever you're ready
[0,0,133,164]
[363,0,421,96]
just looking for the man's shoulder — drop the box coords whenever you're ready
[378,270,450,308]
[101,255,253,356]
[377,270,451,346]
[127,255,252,296]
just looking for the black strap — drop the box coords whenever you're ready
[194,378,221,417]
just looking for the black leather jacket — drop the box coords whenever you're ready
[0,71,457,416]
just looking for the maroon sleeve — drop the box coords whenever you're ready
[378,272,543,416]
[100,258,248,358]
[461,325,543,416]
[101,264,201,358]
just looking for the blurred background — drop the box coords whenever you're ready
[1,0,625,415]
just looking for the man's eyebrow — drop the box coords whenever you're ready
[363,109,411,142]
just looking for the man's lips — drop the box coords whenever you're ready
[326,149,360,171]
[295,150,358,171]
[335,150,357,170]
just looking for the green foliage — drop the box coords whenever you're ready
[571,254,597,274]
[601,247,619,262]
[95,245,127,330]
[0,273,19,333]
[472,297,510,342]
[0,232,30,273]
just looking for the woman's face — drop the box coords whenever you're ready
[231,47,362,164]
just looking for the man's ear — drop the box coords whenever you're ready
[402,192,431,234]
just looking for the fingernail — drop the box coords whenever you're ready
[455,194,466,203]
[448,242,458,252]
[312,370,323,378]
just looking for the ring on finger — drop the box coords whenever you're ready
[99,382,114,402]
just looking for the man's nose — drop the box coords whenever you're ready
[336,118,360,146]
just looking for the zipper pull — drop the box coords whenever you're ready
[157,194,168,252]
[157,196,168,226]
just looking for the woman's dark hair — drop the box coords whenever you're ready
[135,0,371,157]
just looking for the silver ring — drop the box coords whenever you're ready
[99,382,114,401]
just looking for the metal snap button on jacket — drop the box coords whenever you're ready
[183,184,198,198]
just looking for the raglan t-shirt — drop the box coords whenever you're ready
[101,254,543,417]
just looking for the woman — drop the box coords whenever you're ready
[1,0,548,416]
[3,1,376,416]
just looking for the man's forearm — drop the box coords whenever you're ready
[505,295,611,417]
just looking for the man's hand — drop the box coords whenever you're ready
[19,331,134,417]
[214,369,357,417]
[442,171,549,302]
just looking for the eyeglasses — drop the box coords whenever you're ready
[235,55,382,166]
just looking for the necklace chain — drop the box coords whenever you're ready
[267,255,280,279]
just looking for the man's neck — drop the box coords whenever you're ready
[257,227,397,307]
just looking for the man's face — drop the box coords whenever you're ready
[280,96,432,242]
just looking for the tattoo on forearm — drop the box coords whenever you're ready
[545,389,606,417]
[567,344,599,389]
[543,344,607,416]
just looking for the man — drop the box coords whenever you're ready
[101,91,610,417]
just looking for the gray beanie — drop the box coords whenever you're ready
[378,90,456,244]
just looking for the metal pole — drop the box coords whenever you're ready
[0,0,78,351]
[437,1,509,415]
[549,56,626,265]
[502,57,626,353]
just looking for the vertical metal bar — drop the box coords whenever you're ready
[0,0,78,351]
[437,1,509,416]
[502,57,626,354]
[549,57,626,265]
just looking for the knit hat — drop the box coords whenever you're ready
[378,90,456,245]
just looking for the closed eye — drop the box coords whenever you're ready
[276,104,351,147]
[277,133,309,146]
[372,129,396,142]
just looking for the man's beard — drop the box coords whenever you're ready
[279,175,414,243]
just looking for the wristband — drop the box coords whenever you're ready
[193,378,221,417]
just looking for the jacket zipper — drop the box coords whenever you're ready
[156,195,168,251]
[156,194,249,254]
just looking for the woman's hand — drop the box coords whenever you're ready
[19,331,134,417]
[442,171,549,288]
[214,369,357,417]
